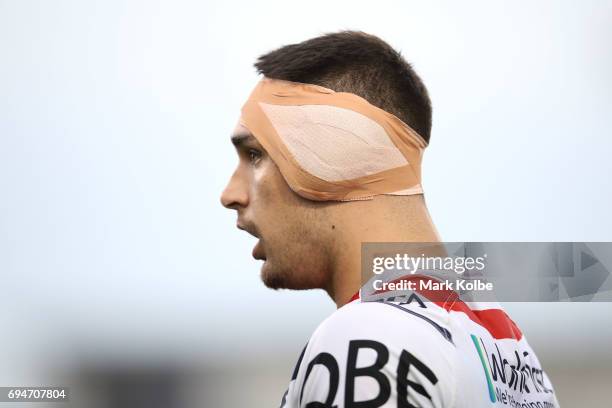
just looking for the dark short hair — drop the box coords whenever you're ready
[254,31,432,142]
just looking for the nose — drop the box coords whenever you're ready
[220,167,249,209]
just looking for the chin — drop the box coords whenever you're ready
[260,262,289,290]
[260,260,323,291]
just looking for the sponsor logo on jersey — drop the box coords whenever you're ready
[471,334,555,406]
[281,340,438,408]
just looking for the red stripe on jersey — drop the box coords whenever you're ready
[445,300,523,341]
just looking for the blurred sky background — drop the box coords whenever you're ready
[1,0,611,406]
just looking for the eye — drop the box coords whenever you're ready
[248,149,262,164]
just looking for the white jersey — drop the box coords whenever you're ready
[279,288,559,408]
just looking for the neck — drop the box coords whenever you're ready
[326,195,440,308]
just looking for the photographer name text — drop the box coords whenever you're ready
[372,278,493,292]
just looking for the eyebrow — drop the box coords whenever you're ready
[231,132,255,148]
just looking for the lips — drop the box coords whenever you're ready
[252,240,266,261]
[237,222,259,238]
[237,222,266,260]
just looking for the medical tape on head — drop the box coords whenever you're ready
[240,77,428,201]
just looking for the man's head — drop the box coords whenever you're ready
[221,122,336,290]
[221,31,433,294]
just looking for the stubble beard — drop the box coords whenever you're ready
[260,239,331,291]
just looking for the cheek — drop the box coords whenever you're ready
[252,160,298,212]
[251,161,310,241]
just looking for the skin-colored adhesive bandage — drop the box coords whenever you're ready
[240,77,428,201]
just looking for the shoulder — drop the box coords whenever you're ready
[311,299,455,349]
[290,300,457,408]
